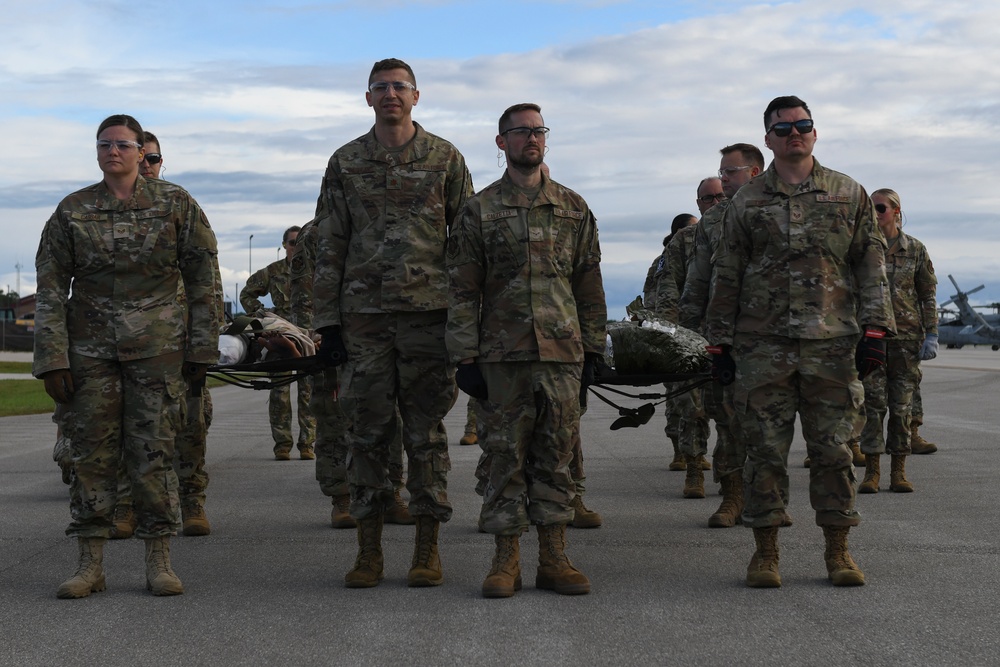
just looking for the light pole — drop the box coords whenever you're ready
[248,234,254,276]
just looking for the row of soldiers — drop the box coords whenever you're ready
[639,95,939,587]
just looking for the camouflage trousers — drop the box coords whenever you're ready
[477,361,581,536]
[911,381,925,427]
[474,397,589,497]
[732,334,862,529]
[269,376,316,455]
[116,387,213,509]
[675,380,710,459]
[464,399,477,435]
[340,311,454,522]
[860,339,922,455]
[60,351,185,539]
[705,381,744,483]
[312,368,406,497]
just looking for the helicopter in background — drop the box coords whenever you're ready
[937,275,1000,350]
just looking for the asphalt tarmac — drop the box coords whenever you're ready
[1,349,998,666]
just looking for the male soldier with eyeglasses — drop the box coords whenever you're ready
[447,103,606,598]
[313,58,473,589]
[679,144,765,528]
[706,96,895,588]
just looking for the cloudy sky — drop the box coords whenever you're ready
[2,0,998,318]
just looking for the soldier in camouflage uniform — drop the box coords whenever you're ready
[659,213,712,499]
[34,114,221,598]
[447,103,606,598]
[644,214,698,473]
[241,226,316,460]
[679,144,765,527]
[289,218,412,528]
[705,96,895,588]
[313,58,473,589]
[111,131,216,539]
[857,188,938,494]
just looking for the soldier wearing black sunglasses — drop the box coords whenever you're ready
[705,95,896,590]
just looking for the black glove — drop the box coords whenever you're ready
[42,369,75,404]
[456,363,488,400]
[317,327,349,367]
[580,352,602,407]
[706,345,736,386]
[182,362,211,396]
[855,328,887,380]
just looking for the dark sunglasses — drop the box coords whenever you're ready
[143,153,162,164]
[874,204,893,214]
[767,119,814,137]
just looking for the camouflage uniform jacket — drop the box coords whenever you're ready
[288,218,319,330]
[642,253,661,305]
[446,172,607,364]
[885,231,937,340]
[33,176,220,376]
[706,159,895,346]
[679,200,729,330]
[312,122,474,330]
[654,224,698,323]
[241,258,291,320]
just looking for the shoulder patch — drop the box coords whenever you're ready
[816,195,851,203]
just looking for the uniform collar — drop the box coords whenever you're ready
[364,121,429,165]
[498,169,556,208]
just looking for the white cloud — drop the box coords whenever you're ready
[2,0,999,314]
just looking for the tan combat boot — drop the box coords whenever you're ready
[535,524,590,595]
[708,473,744,528]
[822,525,865,586]
[569,495,603,529]
[459,432,477,446]
[482,534,521,598]
[345,515,384,588]
[385,488,415,525]
[746,527,781,588]
[111,504,137,540]
[668,436,686,471]
[408,516,443,587]
[145,536,184,596]
[331,494,356,529]
[182,502,211,537]
[683,456,706,498]
[849,440,866,466]
[57,537,107,599]
[889,455,914,492]
[859,455,880,494]
[910,425,938,455]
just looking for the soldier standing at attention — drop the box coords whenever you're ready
[241,226,316,460]
[447,103,607,598]
[706,96,895,588]
[34,114,221,598]
[289,217,413,528]
[313,58,473,588]
[856,188,938,494]
[679,143,764,527]
[111,130,217,538]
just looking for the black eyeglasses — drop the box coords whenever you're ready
[698,192,726,204]
[767,119,814,137]
[503,126,549,140]
[874,204,892,214]
[143,153,162,165]
[285,238,297,246]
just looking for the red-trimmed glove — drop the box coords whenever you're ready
[706,345,736,386]
[855,328,887,380]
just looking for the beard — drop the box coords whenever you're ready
[508,149,544,170]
